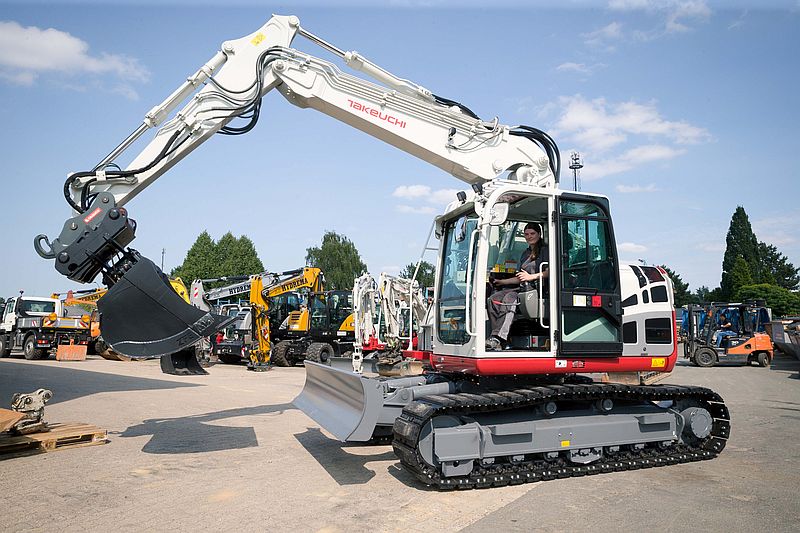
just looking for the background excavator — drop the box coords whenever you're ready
[350,272,430,375]
[191,267,325,369]
[36,14,729,489]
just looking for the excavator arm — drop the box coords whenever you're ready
[35,14,558,358]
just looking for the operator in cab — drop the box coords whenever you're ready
[486,222,548,350]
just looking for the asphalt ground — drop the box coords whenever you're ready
[1,349,798,532]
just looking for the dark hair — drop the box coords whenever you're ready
[524,222,542,234]
[524,222,544,259]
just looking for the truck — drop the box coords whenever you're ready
[0,295,91,359]
[35,14,729,489]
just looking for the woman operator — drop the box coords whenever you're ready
[486,222,548,350]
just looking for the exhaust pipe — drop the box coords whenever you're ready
[98,257,235,359]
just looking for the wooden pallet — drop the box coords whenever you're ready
[0,422,107,458]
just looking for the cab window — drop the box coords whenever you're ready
[437,216,478,345]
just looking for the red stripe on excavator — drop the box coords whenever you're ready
[431,352,677,376]
[431,310,678,376]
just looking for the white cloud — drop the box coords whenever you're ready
[392,185,461,215]
[396,204,438,215]
[619,242,648,253]
[695,242,726,253]
[0,21,149,97]
[586,145,684,180]
[551,96,710,152]
[582,22,624,48]
[727,10,748,30]
[609,0,712,39]
[543,95,709,180]
[752,212,800,247]
[555,62,606,76]
[615,183,660,193]
[392,185,431,199]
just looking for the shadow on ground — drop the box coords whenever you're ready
[294,427,398,486]
[0,359,200,405]
[120,403,296,454]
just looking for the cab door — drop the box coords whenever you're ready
[556,195,623,355]
[1,298,16,331]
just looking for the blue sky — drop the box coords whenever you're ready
[0,1,798,299]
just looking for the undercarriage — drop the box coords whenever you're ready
[393,382,728,489]
[296,363,729,490]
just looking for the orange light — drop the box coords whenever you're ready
[47,312,58,322]
[81,314,91,323]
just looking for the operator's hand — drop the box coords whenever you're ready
[493,277,513,288]
[516,271,537,283]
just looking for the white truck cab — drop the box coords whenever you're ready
[0,295,90,359]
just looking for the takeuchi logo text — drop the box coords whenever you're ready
[347,99,407,129]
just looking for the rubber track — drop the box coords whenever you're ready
[392,383,729,490]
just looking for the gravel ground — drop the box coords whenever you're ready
[1,349,798,532]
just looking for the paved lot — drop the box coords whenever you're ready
[1,351,798,532]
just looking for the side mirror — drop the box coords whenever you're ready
[455,216,468,242]
[487,203,509,226]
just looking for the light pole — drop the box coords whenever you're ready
[569,151,583,192]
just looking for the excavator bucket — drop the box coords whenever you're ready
[98,257,235,360]
[160,348,208,376]
[293,361,385,442]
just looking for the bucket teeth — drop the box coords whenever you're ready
[98,256,235,358]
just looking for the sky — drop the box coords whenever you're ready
[0,0,798,299]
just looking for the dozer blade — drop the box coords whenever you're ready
[160,349,208,376]
[98,257,235,358]
[293,361,385,442]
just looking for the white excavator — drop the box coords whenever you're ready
[35,14,728,489]
[350,272,431,375]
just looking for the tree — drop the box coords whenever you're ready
[728,256,754,298]
[694,285,712,302]
[400,260,435,289]
[171,231,264,284]
[171,231,217,282]
[720,207,760,299]
[736,284,800,317]
[757,242,800,290]
[659,265,694,307]
[305,231,367,290]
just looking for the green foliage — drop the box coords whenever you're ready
[757,242,800,290]
[659,265,695,307]
[171,231,264,284]
[694,285,711,302]
[306,231,367,290]
[721,206,760,299]
[728,256,753,297]
[735,284,800,317]
[171,230,217,282]
[400,260,435,289]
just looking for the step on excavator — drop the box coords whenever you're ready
[35,14,729,489]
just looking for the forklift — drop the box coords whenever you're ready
[683,300,773,367]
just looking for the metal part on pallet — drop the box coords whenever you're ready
[10,389,53,435]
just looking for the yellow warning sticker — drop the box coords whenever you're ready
[251,33,265,46]
[651,358,666,368]
[560,440,570,447]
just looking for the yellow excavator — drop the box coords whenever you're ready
[191,268,324,370]
[253,267,324,368]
